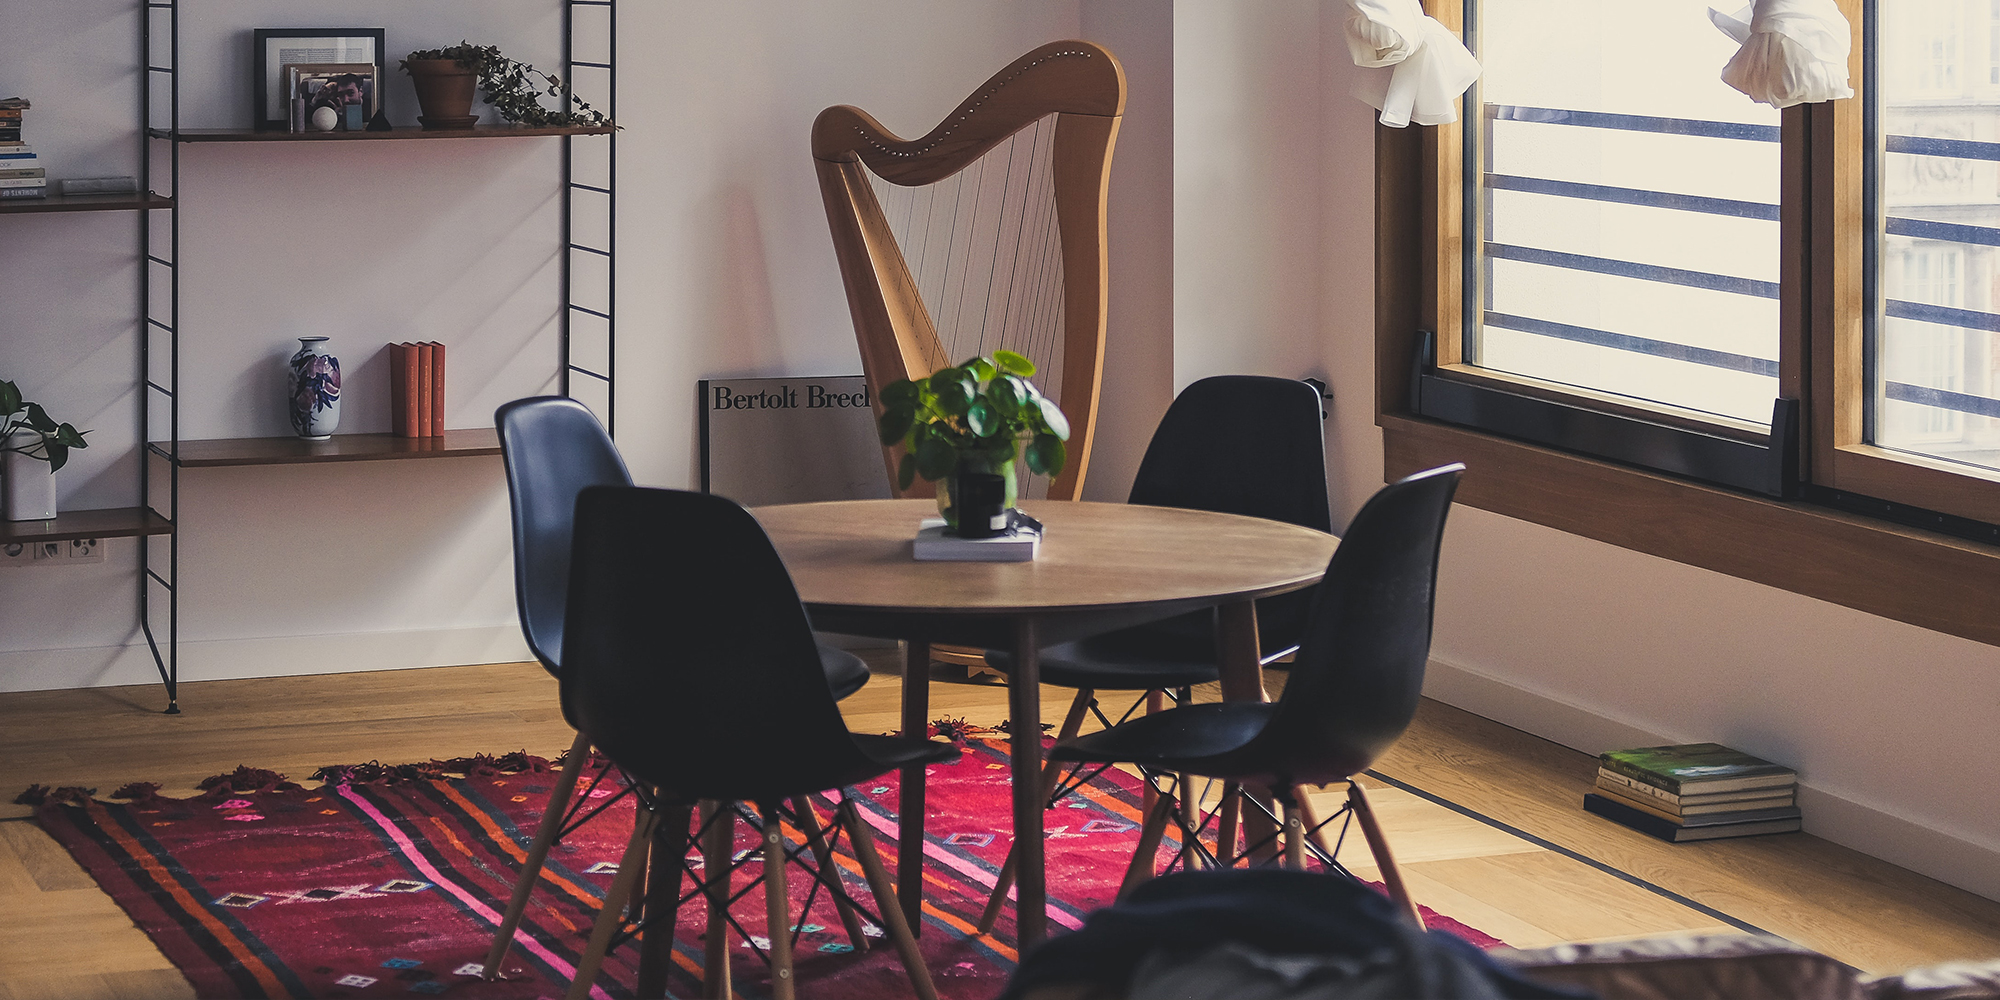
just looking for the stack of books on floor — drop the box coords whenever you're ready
[0,99,44,200]
[387,341,446,437]
[1584,742,1799,842]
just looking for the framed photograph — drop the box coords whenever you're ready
[283,63,377,129]
[253,28,385,129]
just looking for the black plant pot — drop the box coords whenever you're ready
[947,471,1009,539]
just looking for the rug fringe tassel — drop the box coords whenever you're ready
[14,784,96,807]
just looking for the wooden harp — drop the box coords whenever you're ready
[813,40,1125,501]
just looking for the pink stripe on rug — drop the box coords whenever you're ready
[337,784,614,1000]
[841,791,1089,932]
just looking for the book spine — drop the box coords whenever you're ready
[1596,768,1680,803]
[0,177,46,188]
[417,342,435,437]
[388,343,410,438]
[0,186,47,198]
[1597,755,1686,794]
[1582,794,1681,842]
[1594,783,1682,822]
[427,341,445,436]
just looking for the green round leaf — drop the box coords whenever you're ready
[1036,396,1071,440]
[877,408,913,446]
[966,400,996,438]
[993,349,1036,376]
[897,452,918,491]
[915,433,957,481]
[1026,434,1066,476]
[993,375,1028,418]
[929,369,974,415]
[965,357,997,382]
[881,379,919,407]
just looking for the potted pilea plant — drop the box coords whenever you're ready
[401,42,614,130]
[0,379,89,522]
[876,350,1069,537]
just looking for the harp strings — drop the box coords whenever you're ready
[866,113,1066,405]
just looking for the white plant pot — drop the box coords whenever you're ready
[2,434,57,521]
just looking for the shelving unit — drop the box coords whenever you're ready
[126,1,618,713]
[0,191,174,215]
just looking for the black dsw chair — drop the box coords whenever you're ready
[558,486,955,1000]
[1047,463,1464,928]
[483,397,872,981]
[978,375,1331,929]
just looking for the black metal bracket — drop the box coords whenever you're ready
[1412,330,1799,498]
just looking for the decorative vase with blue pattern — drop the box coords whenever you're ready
[286,337,341,439]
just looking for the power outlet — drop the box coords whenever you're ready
[0,538,104,567]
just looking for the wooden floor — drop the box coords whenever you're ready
[3,658,1999,999]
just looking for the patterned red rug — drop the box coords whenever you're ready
[27,737,1500,999]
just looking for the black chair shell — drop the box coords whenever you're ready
[1051,464,1463,790]
[496,396,868,699]
[988,375,1332,684]
[560,486,951,804]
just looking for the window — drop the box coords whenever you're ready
[1378,0,2000,649]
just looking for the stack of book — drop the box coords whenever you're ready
[0,99,44,200]
[387,342,446,438]
[1584,742,1800,842]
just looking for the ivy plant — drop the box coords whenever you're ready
[876,350,1070,490]
[401,42,614,128]
[0,380,89,472]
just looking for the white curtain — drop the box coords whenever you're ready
[1344,0,1481,128]
[1710,0,1854,108]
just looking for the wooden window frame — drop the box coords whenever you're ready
[1378,0,2000,649]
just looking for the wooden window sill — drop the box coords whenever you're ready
[1381,412,2000,648]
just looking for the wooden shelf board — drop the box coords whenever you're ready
[162,124,615,143]
[0,507,172,543]
[0,192,174,215]
[160,428,501,468]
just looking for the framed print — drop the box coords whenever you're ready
[283,63,377,130]
[253,28,385,130]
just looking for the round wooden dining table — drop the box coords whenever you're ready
[752,498,1339,948]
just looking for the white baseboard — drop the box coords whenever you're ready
[1423,655,2000,904]
[0,625,533,694]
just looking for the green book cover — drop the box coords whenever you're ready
[1599,743,1794,794]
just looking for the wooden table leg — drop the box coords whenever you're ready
[1216,601,1280,862]
[1008,618,1047,948]
[898,640,931,936]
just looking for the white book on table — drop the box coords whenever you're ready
[912,517,1040,562]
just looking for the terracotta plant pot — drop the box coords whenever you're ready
[405,58,479,129]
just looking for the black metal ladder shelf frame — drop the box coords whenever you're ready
[137,0,619,714]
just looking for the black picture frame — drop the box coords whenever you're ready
[252,28,386,130]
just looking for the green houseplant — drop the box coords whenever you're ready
[400,42,614,130]
[876,351,1069,531]
[1,379,89,521]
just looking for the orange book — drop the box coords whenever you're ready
[427,341,446,436]
[388,343,411,437]
[416,342,435,437]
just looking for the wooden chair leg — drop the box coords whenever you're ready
[761,802,795,1000]
[1118,792,1176,900]
[1177,774,1198,870]
[1217,781,1242,867]
[1349,781,1424,928]
[700,800,733,1000]
[564,805,659,1000]
[1140,689,1165,817]
[635,800,691,1000]
[792,794,869,952]
[485,729,591,979]
[1281,788,1305,871]
[839,799,939,1000]
[978,687,1093,934]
